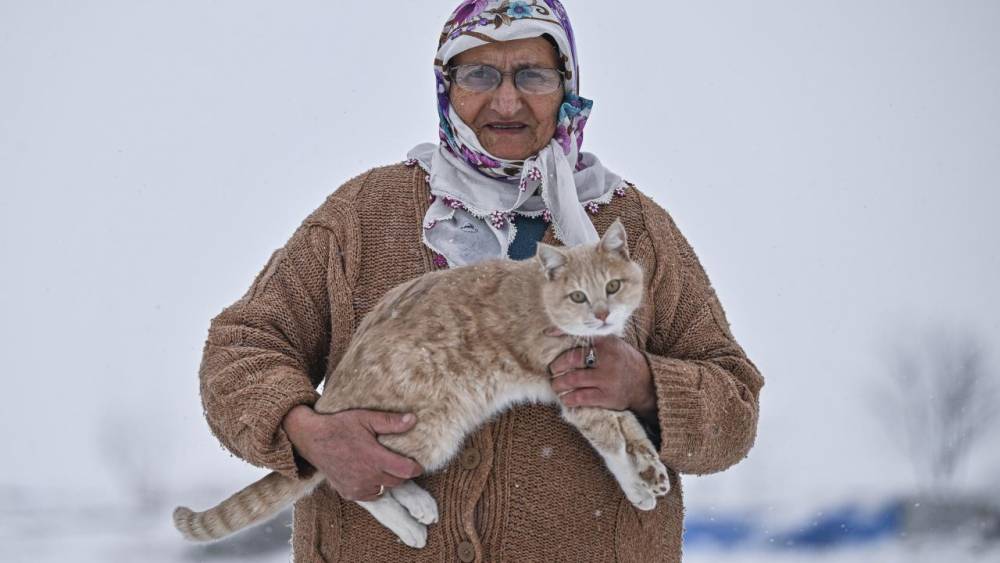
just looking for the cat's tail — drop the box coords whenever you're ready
[173,471,324,542]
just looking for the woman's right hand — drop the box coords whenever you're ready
[281,405,424,501]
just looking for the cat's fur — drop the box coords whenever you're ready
[174,219,670,548]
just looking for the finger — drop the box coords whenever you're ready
[374,448,425,480]
[378,472,407,489]
[559,387,612,409]
[591,335,615,346]
[352,483,390,503]
[548,347,580,375]
[362,410,417,435]
[551,369,605,394]
[339,479,383,502]
[549,346,588,376]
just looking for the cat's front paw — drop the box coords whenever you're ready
[393,520,428,548]
[390,481,439,525]
[356,494,429,549]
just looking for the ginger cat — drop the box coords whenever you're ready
[174,219,670,548]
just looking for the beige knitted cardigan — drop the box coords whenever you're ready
[197,162,764,562]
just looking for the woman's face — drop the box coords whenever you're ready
[449,37,564,161]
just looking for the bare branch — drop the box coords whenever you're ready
[871,320,999,491]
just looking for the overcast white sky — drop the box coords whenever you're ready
[1,0,998,511]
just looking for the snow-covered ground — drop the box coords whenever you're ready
[685,541,999,563]
[2,499,997,563]
[0,504,288,563]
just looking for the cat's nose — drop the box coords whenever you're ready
[594,309,609,322]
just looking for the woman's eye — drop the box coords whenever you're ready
[606,279,621,294]
[569,291,587,303]
[465,65,495,80]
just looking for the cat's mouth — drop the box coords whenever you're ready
[576,321,622,337]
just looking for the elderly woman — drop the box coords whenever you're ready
[196,1,763,561]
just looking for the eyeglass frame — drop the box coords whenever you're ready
[445,63,568,95]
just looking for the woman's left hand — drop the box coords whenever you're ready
[547,334,657,422]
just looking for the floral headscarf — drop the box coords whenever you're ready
[407,0,628,268]
[436,0,589,178]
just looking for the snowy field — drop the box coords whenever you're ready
[684,541,999,563]
[2,500,997,563]
[0,503,288,563]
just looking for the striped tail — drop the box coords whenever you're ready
[173,471,323,541]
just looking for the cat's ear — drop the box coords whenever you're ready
[536,243,568,280]
[599,219,629,259]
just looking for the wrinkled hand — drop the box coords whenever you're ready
[282,406,424,501]
[547,333,657,422]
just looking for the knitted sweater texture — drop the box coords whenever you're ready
[197,163,764,562]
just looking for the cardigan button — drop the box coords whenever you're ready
[460,447,481,470]
[457,540,476,562]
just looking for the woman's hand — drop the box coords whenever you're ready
[281,405,424,501]
[548,335,657,423]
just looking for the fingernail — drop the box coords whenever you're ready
[402,413,414,424]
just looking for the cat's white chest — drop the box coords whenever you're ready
[488,379,558,418]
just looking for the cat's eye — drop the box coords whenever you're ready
[606,279,622,294]
[569,291,588,303]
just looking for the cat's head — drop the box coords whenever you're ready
[535,219,644,337]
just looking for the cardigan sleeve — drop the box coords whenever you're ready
[639,198,765,476]
[197,217,336,481]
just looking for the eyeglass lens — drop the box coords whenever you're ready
[453,64,562,95]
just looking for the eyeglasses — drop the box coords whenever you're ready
[447,64,565,95]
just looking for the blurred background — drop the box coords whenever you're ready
[1,0,998,561]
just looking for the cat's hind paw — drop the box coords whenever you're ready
[604,444,663,511]
[627,443,671,507]
[625,483,658,511]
